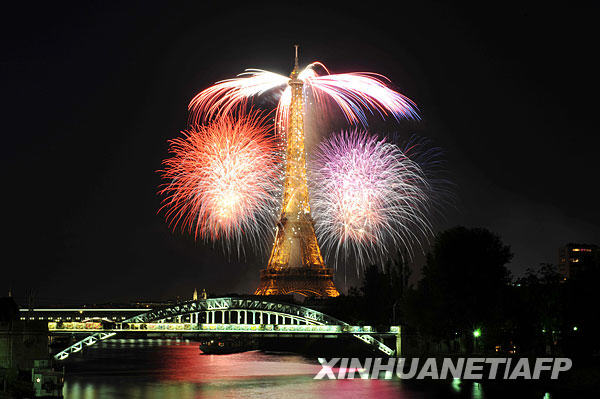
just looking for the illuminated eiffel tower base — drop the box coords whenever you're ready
[255,47,339,297]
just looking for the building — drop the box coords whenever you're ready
[1,297,64,397]
[558,243,599,280]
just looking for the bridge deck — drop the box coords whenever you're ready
[49,323,398,336]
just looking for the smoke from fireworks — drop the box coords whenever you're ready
[309,130,432,269]
[188,63,419,136]
[159,113,281,252]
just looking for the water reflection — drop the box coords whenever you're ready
[62,339,562,399]
[64,340,411,399]
[471,382,483,399]
[451,377,461,393]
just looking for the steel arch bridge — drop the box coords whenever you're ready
[53,297,396,360]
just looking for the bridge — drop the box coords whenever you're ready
[22,297,398,360]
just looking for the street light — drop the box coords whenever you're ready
[473,328,481,354]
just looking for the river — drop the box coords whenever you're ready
[61,339,560,398]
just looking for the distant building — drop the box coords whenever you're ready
[558,243,599,280]
[1,297,64,397]
[192,289,207,300]
[1,297,49,370]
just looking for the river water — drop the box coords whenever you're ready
[61,339,559,398]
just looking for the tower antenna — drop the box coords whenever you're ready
[294,44,299,68]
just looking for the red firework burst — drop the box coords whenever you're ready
[159,112,281,249]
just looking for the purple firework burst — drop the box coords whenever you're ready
[309,130,433,270]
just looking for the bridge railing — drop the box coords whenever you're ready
[48,322,396,334]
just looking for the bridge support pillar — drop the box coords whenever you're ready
[396,326,402,357]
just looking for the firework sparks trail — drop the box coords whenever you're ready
[401,134,456,218]
[189,69,290,124]
[159,113,281,253]
[188,62,419,136]
[309,130,432,269]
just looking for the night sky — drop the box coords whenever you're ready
[3,1,598,305]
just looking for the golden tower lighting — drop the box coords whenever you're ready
[255,46,339,297]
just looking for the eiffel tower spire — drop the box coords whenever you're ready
[255,47,339,297]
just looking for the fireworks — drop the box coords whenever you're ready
[188,62,419,136]
[189,69,289,124]
[160,51,449,272]
[401,134,455,218]
[309,130,432,269]
[159,113,281,251]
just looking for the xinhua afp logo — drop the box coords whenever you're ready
[314,358,572,380]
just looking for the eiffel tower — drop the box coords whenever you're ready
[255,46,339,297]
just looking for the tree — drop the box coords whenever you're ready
[507,264,562,355]
[357,252,411,327]
[562,250,600,358]
[406,226,513,342]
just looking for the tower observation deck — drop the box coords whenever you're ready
[255,46,339,297]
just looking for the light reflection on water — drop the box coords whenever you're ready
[61,339,554,399]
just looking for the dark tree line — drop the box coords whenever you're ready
[334,226,599,358]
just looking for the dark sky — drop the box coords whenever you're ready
[2,1,598,305]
